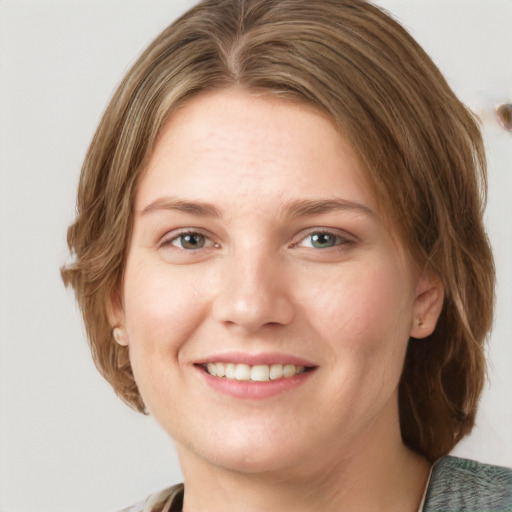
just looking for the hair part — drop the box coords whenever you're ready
[62,0,495,462]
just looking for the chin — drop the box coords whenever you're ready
[206,447,299,475]
[175,423,310,475]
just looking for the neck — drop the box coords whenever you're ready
[176,413,430,512]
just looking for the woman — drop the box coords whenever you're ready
[62,0,511,510]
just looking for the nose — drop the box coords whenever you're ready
[212,248,295,333]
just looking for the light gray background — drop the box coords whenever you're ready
[1,1,511,511]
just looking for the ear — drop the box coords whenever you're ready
[106,288,129,347]
[410,270,444,339]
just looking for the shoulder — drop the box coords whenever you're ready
[115,484,184,512]
[424,455,512,511]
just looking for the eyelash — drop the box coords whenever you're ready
[159,229,219,251]
[159,228,354,252]
[293,230,354,250]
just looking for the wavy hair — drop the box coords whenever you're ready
[62,0,495,461]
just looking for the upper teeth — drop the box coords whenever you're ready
[204,363,306,382]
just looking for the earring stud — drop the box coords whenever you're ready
[112,327,123,344]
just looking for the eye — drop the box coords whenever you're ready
[173,232,206,250]
[297,230,352,249]
[309,232,339,249]
[161,230,218,250]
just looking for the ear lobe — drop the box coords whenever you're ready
[106,288,129,346]
[410,272,444,339]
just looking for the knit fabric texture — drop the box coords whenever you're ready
[423,456,512,511]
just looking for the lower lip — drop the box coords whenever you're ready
[196,366,316,400]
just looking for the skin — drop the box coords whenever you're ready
[111,89,444,511]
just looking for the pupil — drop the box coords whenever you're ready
[312,233,334,248]
[182,234,204,249]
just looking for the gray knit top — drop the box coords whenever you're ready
[423,456,512,511]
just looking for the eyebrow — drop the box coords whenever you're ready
[140,196,374,219]
[140,198,223,218]
[283,198,375,218]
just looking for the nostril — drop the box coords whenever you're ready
[212,286,295,332]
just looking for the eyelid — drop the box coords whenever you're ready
[291,227,357,248]
[159,227,219,249]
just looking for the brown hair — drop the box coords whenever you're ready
[62,0,495,462]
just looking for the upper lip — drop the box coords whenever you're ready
[194,351,317,367]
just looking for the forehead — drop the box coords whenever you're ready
[136,88,376,216]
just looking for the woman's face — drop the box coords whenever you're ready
[112,89,441,476]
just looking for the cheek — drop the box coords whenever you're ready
[121,260,213,414]
[122,259,210,358]
[303,258,414,352]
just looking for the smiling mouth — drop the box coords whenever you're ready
[200,362,314,382]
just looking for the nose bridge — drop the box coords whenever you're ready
[212,241,294,332]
